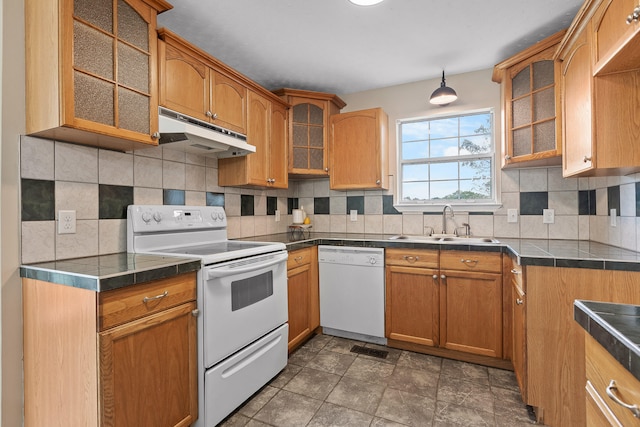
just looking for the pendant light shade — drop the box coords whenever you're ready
[429,71,457,106]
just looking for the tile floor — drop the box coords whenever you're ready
[219,334,540,427]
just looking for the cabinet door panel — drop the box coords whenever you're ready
[99,302,198,427]
[210,71,247,134]
[288,264,312,350]
[270,102,289,189]
[385,265,439,346]
[160,43,209,121]
[561,30,595,176]
[246,91,270,185]
[440,270,502,358]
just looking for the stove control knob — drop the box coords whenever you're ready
[211,212,218,221]
[153,212,162,223]
[217,212,225,221]
[141,212,152,223]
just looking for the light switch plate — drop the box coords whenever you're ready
[610,209,617,226]
[350,210,357,221]
[58,210,76,234]
[542,209,554,224]
[507,209,518,223]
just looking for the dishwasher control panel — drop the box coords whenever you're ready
[317,246,384,267]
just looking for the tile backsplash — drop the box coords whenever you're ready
[20,136,640,263]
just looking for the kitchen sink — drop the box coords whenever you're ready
[388,235,500,244]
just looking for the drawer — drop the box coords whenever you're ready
[99,272,197,330]
[440,250,502,273]
[288,247,312,269]
[385,248,439,268]
[586,335,640,427]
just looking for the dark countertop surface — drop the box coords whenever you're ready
[574,300,640,381]
[20,232,640,292]
[20,253,201,292]
[241,232,640,270]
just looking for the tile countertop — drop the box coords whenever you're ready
[241,232,640,271]
[574,300,640,381]
[20,253,201,292]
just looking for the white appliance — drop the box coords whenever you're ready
[318,246,386,345]
[127,205,288,427]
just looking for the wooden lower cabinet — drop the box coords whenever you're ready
[287,247,319,351]
[385,249,504,361]
[23,272,198,427]
[525,266,640,427]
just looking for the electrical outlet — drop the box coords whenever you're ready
[610,209,617,227]
[542,209,554,224]
[275,210,280,222]
[58,210,76,234]
[507,208,518,223]
[350,210,358,221]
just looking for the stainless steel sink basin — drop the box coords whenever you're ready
[388,235,500,244]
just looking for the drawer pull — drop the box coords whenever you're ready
[511,268,521,275]
[460,258,479,266]
[294,256,304,263]
[143,291,168,304]
[606,380,640,418]
[403,255,419,263]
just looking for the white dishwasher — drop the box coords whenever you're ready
[318,246,386,345]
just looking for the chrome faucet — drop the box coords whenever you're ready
[442,204,454,234]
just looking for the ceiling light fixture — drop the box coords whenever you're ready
[429,71,458,106]
[349,0,384,6]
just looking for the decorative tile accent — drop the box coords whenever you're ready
[608,185,620,216]
[241,194,255,216]
[579,190,592,215]
[314,197,330,215]
[288,198,299,214]
[346,196,364,215]
[267,196,277,215]
[163,189,185,205]
[383,195,400,215]
[99,185,133,219]
[21,179,55,221]
[520,192,548,215]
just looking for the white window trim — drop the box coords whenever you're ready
[394,108,502,213]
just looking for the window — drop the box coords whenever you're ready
[396,109,497,211]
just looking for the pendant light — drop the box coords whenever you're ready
[429,71,458,106]
[349,0,384,5]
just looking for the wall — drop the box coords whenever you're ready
[20,69,640,264]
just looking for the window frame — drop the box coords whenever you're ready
[394,108,501,213]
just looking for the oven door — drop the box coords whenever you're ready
[202,250,288,368]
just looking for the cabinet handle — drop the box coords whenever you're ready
[403,255,419,263]
[583,155,592,163]
[212,112,218,119]
[294,256,304,263]
[325,168,329,172]
[460,258,479,266]
[516,298,524,305]
[626,6,640,24]
[205,111,213,118]
[505,155,512,160]
[440,274,446,280]
[432,274,438,280]
[376,179,381,185]
[151,132,160,139]
[142,290,168,304]
[511,268,521,275]
[192,309,200,317]
[606,380,640,418]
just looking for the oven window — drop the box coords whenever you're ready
[231,271,274,311]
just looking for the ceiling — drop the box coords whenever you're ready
[157,0,583,95]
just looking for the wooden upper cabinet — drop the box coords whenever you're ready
[158,29,247,134]
[329,107,389,190]
[26,0,172,151]
[492,30,565,168]
[218,90,289,188]
[592,0,640,74]
[556,0,640,177]
[273,89,346,177]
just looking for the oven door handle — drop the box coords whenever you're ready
[206,252,288,279]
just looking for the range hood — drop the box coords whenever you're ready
[157,107,255,158]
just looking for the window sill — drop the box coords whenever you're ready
[393,201,502,214]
